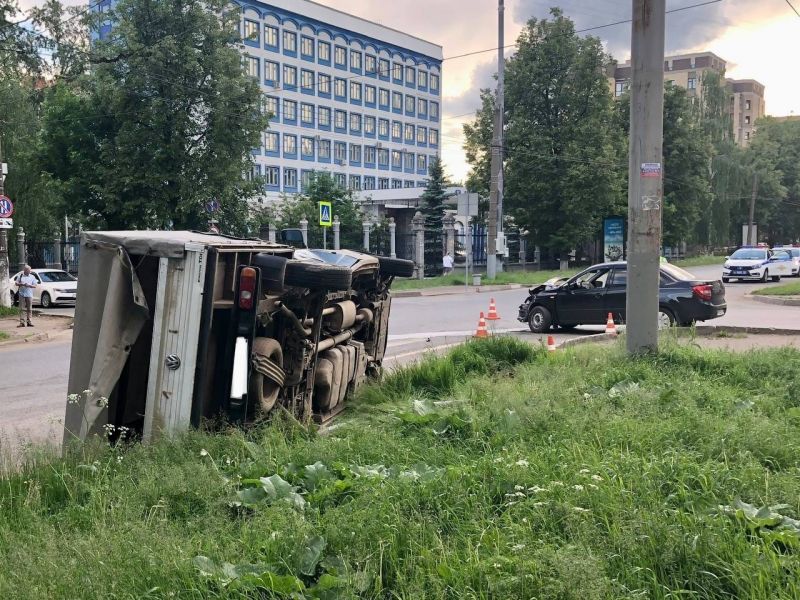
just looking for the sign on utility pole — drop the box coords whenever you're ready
[319,201,332,250]
[626,0,665,354]
[0,135,12,308]
[487,0,505,280]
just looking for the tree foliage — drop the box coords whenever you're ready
[420,156,449,231]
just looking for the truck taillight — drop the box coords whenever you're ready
[238,267,257,310]
[692,284,712,302]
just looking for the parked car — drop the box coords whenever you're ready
[722,247,793,282]
[9,269,78,307]
[772,245,800,277]
[518,262,726,332]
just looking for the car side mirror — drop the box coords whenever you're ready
[724,256,729,260]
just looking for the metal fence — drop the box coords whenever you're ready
[17,240,81,275]
[395,233,415,261]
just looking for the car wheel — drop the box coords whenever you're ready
[40,292,52,309]
[771,275,781,282]
[657,307,676,330]
[377,256,416,278]
[284,260,353,291]
[527,306,552,333]
[760,269,768,283]
[249,337,284,414]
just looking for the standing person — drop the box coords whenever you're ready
[442,252,454,276]
[17,265,36,327]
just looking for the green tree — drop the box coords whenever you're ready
[420,156,449,231]
[37,0,267,232]
[462,88,495,199]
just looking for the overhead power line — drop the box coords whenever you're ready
[784,0,800,19]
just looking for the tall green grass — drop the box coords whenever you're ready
[753,281,800,296]
[392,269,576,290]
[2,338,800,599]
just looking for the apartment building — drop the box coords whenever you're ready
[729,79,766,145]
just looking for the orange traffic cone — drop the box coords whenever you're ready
[486,297,501,321]
[605,313,618,337]
[474,312,489,338]
[547,335,557,352]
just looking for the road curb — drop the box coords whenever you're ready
[393,283,525,298]
[746,294,800,307]
[0,331,50,348]
[694,324,800,336]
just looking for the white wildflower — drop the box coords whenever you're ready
[82,389,92,395]
[522,517,529,523]
[514,485,525,491]
[511,544,526,551]
[573,484,584,491]
[532,501,547,507]
[200,449,209,457]
[528,485,547,493]
[102,424,115,436]
[591,474,603,482]
[493,457,504,463]
[579,468,590,474]
[515,459,529,467]
[116,455,123,464]
[67,393,80,405]
[583,393,591,400]
[588,484,599,490]
[573,506,590,513]
[493,563,502,569]
[96,396,109,408]
[550,481,565,487]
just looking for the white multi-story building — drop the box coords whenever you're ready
[237,0,443,203]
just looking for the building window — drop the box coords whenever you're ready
[687,77,697,90]
[405,66,415,86]
[264,95,278,118]
[615,80,625,97]
[284,167,297,188]
[365,54,377,74]
[364,146,376,163]
[265,131,279,153]
[417,126,427,144]
[378,119,389,137]
[301,36,314,58]
[301,103,314,124]
[364,176,376,190]
[334,109,346,129]
[350,113,362,132]
[379,58,390,78]
[284,134,297,154]
[428,128,438,146]
[301,136,314,157]
[392,62,403,81]
[404,123,414,143]
[301,69,314,92]
[430,73,439,92]
[349,144,361,163]
[418,98,428,116]
[318,73,331,94]
[334,78,346,99]
[745,115,751,124]
[350,82,362,101]
[391,150,402,168]
[244,20,258,42]
[392,121,402,140]
[319,107,331,127]
[404,151,414,170]
[364,115,376,134]
[245,56,258,78]
[334,141,346,163]
[351,50,362,70]
[264,25,278,48]
[392,91,402,110]
[744,131,750,140]
[405,95,415,113]
[334,45,346,67]
[378,148,389,166]
[283,31,296,53]
[365,85,376,104]
[404,180,414,188]
[283,100,297,121]
[430,101,439,119]
[378,177,389,189]
[283,65,297,87]
[318,41,331,62]
[349,175,361,190]
[417,154,427,171]
[301,170,313,191]
[418,70,428,88]
[334,173,346,188]
[265,60,278,83]
[392,178,402,189]
[318,139,331,159]
[745,100,751,110]
[265,166,279,186]
[379,88,390,107]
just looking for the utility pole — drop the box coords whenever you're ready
[487,0,505,279]
[0,134,11,308]
[626,0,665,354]
[747,171,758,245]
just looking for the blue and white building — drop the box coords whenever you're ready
[236,0,443,204]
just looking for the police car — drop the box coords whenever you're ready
[773,245,800,277]
[722,246,794,283]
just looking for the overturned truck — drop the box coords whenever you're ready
[64,231,414,443]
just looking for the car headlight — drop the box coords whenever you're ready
[723,262,729,269]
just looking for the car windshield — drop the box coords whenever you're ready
[730,249,766,260]
[38,271,77,282]
[660,264,697,281]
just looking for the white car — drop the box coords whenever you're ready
[722,247,793,283]
[9,269,78,308]
[773,246,800,277]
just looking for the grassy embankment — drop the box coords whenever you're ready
[753,281,800,296]
[2,337,800,598]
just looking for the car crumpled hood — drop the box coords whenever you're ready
[293,249,379,273]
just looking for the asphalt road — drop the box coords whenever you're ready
[1,262,796,455]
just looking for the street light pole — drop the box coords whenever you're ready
[487,0,505,279]
[626,0,665,354]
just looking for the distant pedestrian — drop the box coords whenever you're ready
[442,252,454,276]
[17,265,36,327]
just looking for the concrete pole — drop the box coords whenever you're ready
[332,216,341,250]
[0,136,10,307]
[388,217,396,258]
[747,172,758,245]
[443,214,456,258]
[486,0,505,280]
[412,210,425,279]
[299,216,308,247]
[17,227,26,272]
[362,219,371,252]
[268,223,277,243]
[626,0,666,354]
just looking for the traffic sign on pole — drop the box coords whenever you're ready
[0,195,13,218]
[205,199,220,214]
[319,201,332,227]
[0,218,13,229]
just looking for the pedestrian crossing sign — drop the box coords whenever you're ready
[319,201,332,227]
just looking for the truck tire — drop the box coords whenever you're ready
[284,260,352,291]
[252,253,287,292]
[250,337,284,414]
[377,256,415,278]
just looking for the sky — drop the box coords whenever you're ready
[17,0,800,182]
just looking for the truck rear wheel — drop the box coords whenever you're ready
[377,256,415,278]
[250,337,284,414]
[284,261,352,291]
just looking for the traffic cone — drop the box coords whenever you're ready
[486,297,501,321]
[605,313,618,337]
[474,312,489,338]
[547,335,557,352]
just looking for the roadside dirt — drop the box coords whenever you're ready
[0,314,73,346]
